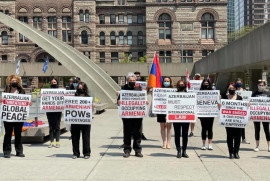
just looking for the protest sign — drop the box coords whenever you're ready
[187,80,203,92]
[119,90,147,118]
[1,93,31,122]
[64,90,76,96]
[197,90,220,117]
[166,93,197,123]
[136,81,147,90]
[236,91,252,101]
[219,99,249,128]
[40,89,65,112]
[64,96,93,124]
[152,88,177,114]
[249,97,270,122]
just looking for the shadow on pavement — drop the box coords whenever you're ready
[255,155,270,159]
[240,148,254,151]
[199,154,227,159]
[46,154,73,158]
[213,140,227,144]
[149,153,176,157]
[99,152,123,157]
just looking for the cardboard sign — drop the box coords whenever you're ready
[64,90,76,96]
[1,93,31,122]
[187,80,203,92]
[40,89,65,112]
[64,96,93,124]
[249,97,270,122]
[136,81,147,90]
[119,90,147,118]
[197,90,220,117]
[152,88,177,114]
[166,93,197,123]
[236,91,252,101]
[219,99,249,128]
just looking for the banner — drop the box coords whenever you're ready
[187,80,203,92]
[64,96,93,124]
[40,89,65,112]
[1,93,31,122]
[166,93,197,123]
[236,91,252,101]
[219,99,249,128]
[136,81,147,90]
[249,97,270,122]
[64,90,76,96]
[119,90,147,118]
[152,88,177,114]
[197,90,220,117]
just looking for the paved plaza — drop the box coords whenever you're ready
[0,109,269,181]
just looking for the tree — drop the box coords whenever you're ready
[228,24,263,43]
[120,53,147,63]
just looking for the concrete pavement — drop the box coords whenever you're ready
[0,109,269,180]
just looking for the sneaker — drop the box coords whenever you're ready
[123,152,130,158]
[72,155,78,159]
[208,144,213,150]
[201,145,206,150]
[242,139,250,144]
[55,142,60,148]
[189,132,194,137]
[48,142,54,148]
[254,147,260,152]
[84,155,90,159]
[16,153,25,157]
[135,152,143,158]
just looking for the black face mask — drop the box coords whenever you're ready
[11,82,18,88]
[77,89,85,94]
[229,90,235,95]
[128,82,135,88]
[178,85,185,91]
[202,84,209,90]
[51,84,58,88]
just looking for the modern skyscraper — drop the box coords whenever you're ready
[245,0,270,26]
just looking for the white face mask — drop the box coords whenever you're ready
[258,85,265,92]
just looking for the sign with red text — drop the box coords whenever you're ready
[152,88,177,114]
[136,81,147,90]
[64,96,93,124]
[187,80,203,92]
[119,90,147,118]
[197,90,220,117]
[40,89,65,112]
[236,91,252,101]
[166,93,197,123]
[64,90,76,96]
[249,97,270,122]
[1,93,31,122]
[219,99,249,128]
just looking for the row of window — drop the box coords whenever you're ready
[99,31,144,45]
[156,0,217,2]
[99,14,144,24]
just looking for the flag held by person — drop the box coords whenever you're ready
[15,59,21,75]
[186,68,191,88]
[148,52,162,88]
[42,57,49,73]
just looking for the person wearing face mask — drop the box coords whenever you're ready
[69,77,80,90]
[46,78,62,148]
[221,82,243,159]
[199,79,215,150]
[234,78,250,144]
[173,80,190,158]
[252,80,270,152]
[117,72,147,158]
[156,76,173,149]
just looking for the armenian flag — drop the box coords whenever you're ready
[148,52,163,88]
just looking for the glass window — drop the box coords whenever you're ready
[111,52,119,63]
[137,31,143,45]
[62,16,72,42]
[158,14,171,40]
[127,31,132,45]
[181,50,193,63]
[79,10,84,23]
[100,52,105,63]
[99,14,105,24]
[119,15,124,24]
[138,14,143,24]
[48,16,57,38]
[2,31,8,45]
[159,51,171,63]
[127,15,132,24]
[110,31,116,45]
[2,55,7,61]
[81,30,88,44]
[119,31,124,45]
[100,32,105,45]
[85,10,90,23]
[33,16,43,30]
[110,15,116,24]
[201,13,215,39]
[19,17,29,42]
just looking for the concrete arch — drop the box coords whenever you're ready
[0,12,120,108]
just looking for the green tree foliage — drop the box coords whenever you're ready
[120,53,147,63]
[228,24,263,43]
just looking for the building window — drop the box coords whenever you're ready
[110,15,116,24]
[201,13,214,39]
[48,17,57,38]
[21,59,27,63]
[181,50,193,63]
[137,31,143,45]
[117,0,126,5]
[159,51,171,63]
[100,52,105,63]
[33,17,43,30]
[127,15,132,24]
[81,30,88,44]
[127,31,132,45]
[5,10,9,15]
[62,17,72,42]
[138,52,144,61]
[79,10,84,23]
[99,14,105,24]
[1,31,8,45]
[83,52,91,59]
[138,14,143,24]
[119,31,124,45]
[119,15,124,24]
[202,50,214,58]
[19,17,28,42]
[100,32,105,45]
[110,32,116,45]
[158,14,171,40]
[85,10,90,23]
[2,55,7,61]
[111,52,119,63]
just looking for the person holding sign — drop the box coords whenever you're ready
[199,79,215,150]
[71,82,93,159]
[251,80,270,152]
[46,78,62,148]
[156,77,173,149]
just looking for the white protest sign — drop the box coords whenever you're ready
[219,99,249,128]
[64,96,93,124]
[119,90,147,118]
[40,89,65,112]
[187,80,203,92]
[152,88,177,114]
[249,97,270,122]
[236,91,252,101]
[166,92,197,123]
[197,90,220,117]
[64,90,76,96]
[136,81,147,90]
[1,93,31,122]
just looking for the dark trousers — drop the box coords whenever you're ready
[225,127,242,154]
[123,118,142,153]
[71,124,91,156]
[3,122,24,155]
[254,122,270,141]
[46,112,62,142]
[200,118,214,140]
[241,128,246,140]
[173,123,190,151]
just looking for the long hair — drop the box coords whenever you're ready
[176,79,187,92]
[75,82,90,97]
[200,79,213,90]
[162,76,174,88]
[4,75,25,93]
[51,78,58,84]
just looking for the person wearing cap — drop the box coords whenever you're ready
[69,77,80,90]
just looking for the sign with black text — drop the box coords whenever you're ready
[249,97,270,122]
[152,88,177,114]
[40,89,65,112]
[187,80,203,92]
[236,91,252,101]
[64,90,76,96]
[136,81,147,90]
[197,90,220,117]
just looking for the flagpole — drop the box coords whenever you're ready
[181,28,183,63]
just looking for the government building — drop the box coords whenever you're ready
[0,0,227,88]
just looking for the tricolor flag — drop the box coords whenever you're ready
[15,59,21,75]
[207,74,211,81]
[186,68,191,88]
[148,52,162,88]
[42,57,49,73]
